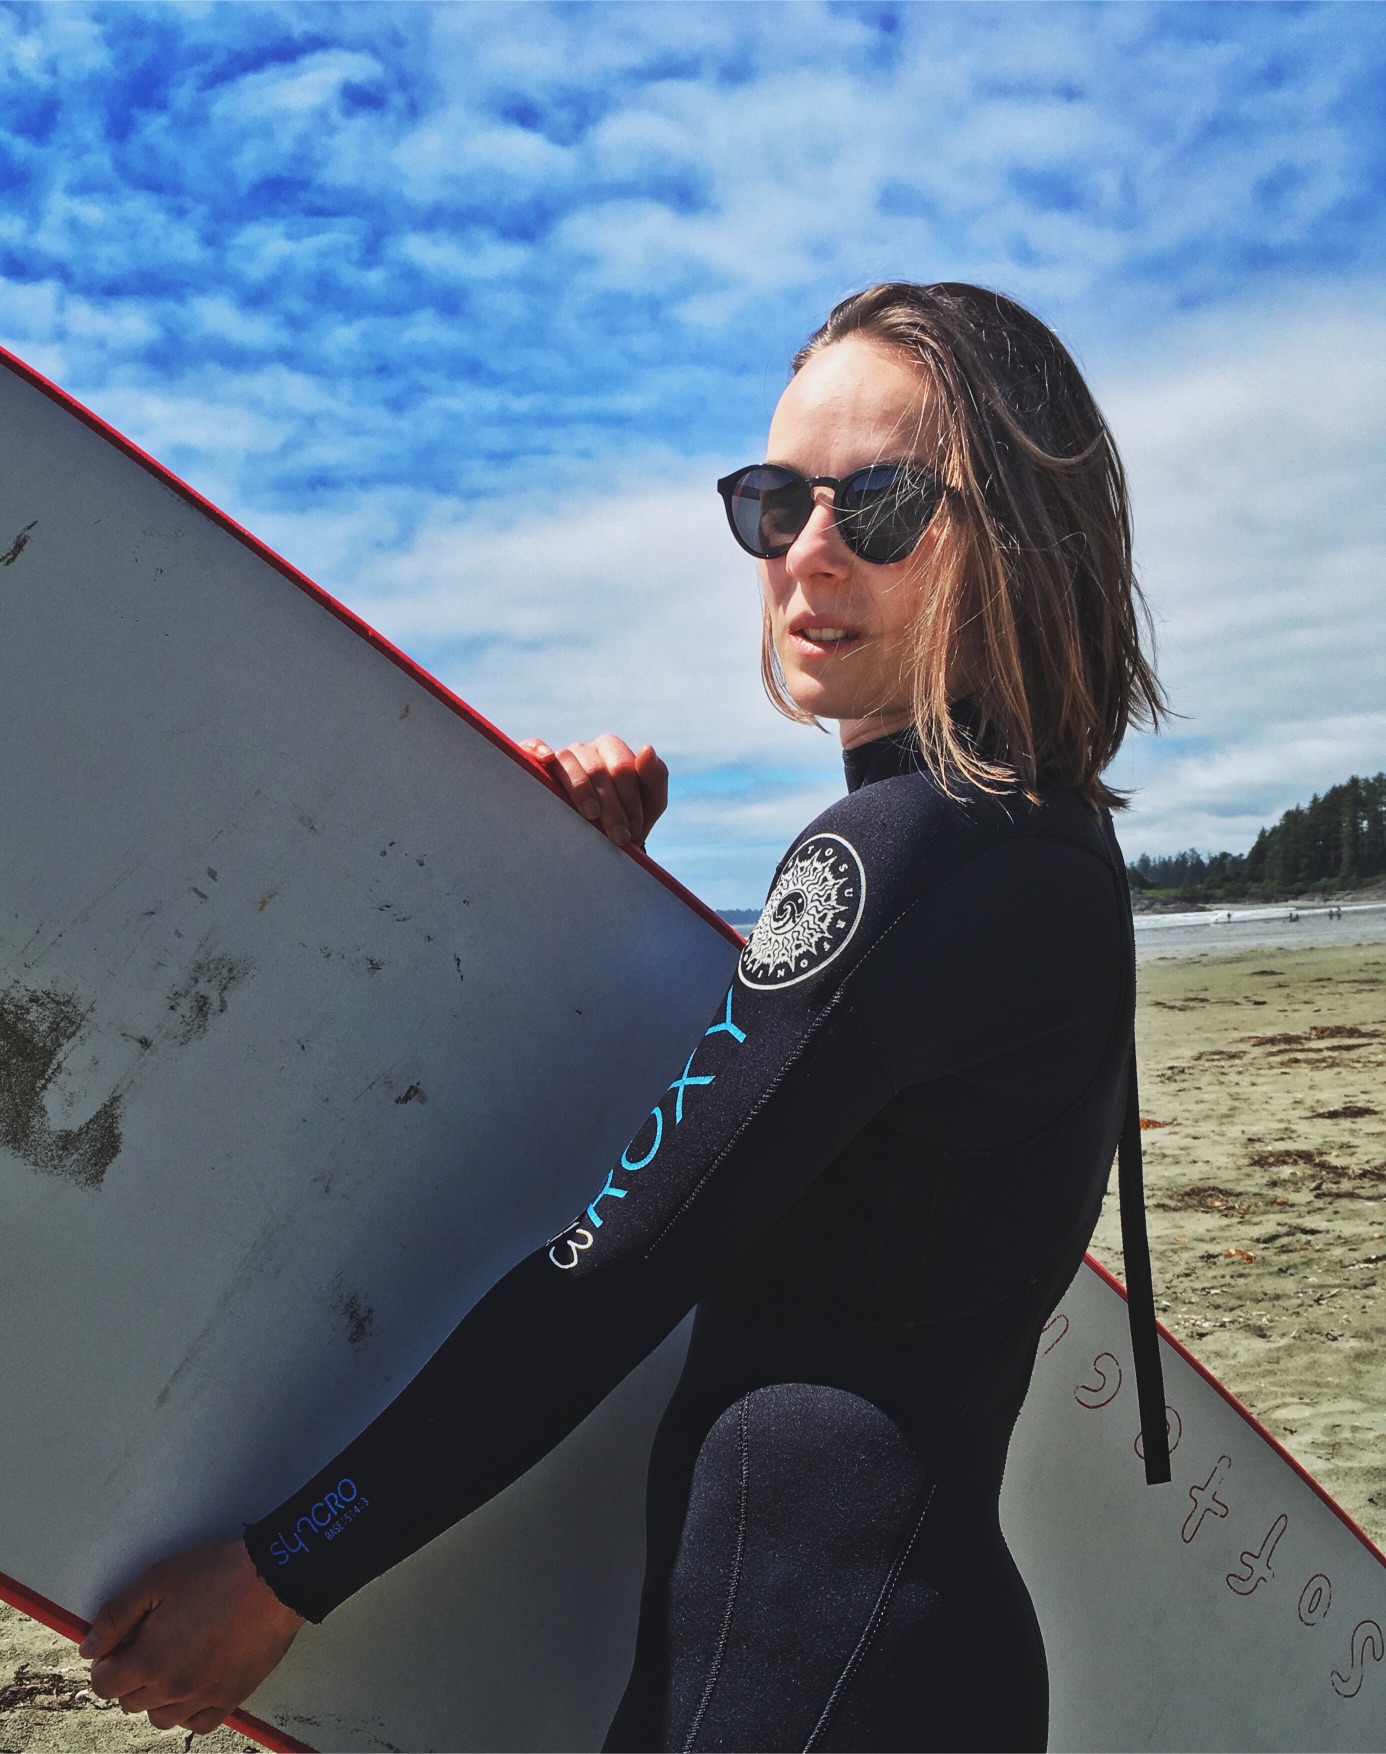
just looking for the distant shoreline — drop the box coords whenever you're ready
[1135,902,1386,961]
[723,895,1386,931]
[1134,899,1386,930]
[1133,880,1386,915]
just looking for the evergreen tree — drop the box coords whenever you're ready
[1127,771,1385,896]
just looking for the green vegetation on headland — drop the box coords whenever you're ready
[1128,772,1386,903]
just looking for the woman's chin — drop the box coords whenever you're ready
[780,666,858,723]
[783,685,841,723]
[782,678,908,735]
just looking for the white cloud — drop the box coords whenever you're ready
[248,462,845,904]
[1097,290,1386,854]
[355,478,840,734]
[1111,714,1386,858]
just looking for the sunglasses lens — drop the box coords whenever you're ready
[839,466,942,565]
[725,466,811,558]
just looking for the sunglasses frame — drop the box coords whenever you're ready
[715,461,948,566]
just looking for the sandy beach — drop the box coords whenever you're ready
[1091,921,1386,1554]
[0,1616,258,1754]
[2,918,1382,1750]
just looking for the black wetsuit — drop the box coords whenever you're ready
[244,732,1134,1752]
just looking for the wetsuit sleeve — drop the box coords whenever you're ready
[243,811,1117,1622]
[243,980,894,1618]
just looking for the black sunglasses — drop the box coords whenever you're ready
[716,461,947,566]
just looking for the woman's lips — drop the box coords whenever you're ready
[789,621,861,657]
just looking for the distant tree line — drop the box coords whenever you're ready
[1128,773,1386,900]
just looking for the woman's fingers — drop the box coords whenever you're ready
[89,1635,151,1701]
[520,738,609,831]
[145,1701,192,1730]
[553,745,609,828]
[634,743,670,835]
[131,1696,224,1734]
[519,735,669,848]
[84,1539,303,1732]
[585,737,648,846]
[520,737,604,825]
[143,1700,224,1733]
[185,1706,230,1735]
[78,1580,154,1663]
[516,737,562,783]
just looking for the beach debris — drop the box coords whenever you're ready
[1166,1184,1254,1214]
[1312,1161,1386,1197]
[1224,1248,1257,1264]
[1246,1147,1386,1195]
[1238,1025,1378,1044]
[0,1663,102,1713]
[1140,1116,1172,1129]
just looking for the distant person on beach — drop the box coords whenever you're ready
[82,282,1167,1748]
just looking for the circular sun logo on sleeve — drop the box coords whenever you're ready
[738,834,867,989]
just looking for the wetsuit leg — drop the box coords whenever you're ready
[818,1486,1048,1753]
[605,1386,1046,1754]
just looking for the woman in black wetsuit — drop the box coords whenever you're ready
[84,282,1166,1749]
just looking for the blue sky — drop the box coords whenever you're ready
[3,1,1384,903]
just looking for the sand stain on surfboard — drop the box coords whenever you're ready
[0,951,253,1189]
[0,985,123,1188]
[0,519,35,567]
[165,952,253,1046]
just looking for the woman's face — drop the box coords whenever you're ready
[760,334,946,748]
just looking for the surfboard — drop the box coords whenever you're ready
[0,344,1382,1751]
[0,343,731,1752]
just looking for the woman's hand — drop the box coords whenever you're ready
[80,1538,304,1734]
[519,735,669,849]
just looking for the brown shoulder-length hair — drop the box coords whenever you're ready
[764,281,1164,809]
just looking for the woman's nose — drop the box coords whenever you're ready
[785,494,851,578]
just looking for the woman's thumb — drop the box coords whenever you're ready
[78,1582,153,1660]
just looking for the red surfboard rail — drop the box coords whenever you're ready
[0,342,743,957]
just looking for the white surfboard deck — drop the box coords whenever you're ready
[1,346,1382,1752]
[1002,1257,1386,1751]
[0,345,730,1752]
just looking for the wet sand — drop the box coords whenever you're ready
[2,934,1382,1748]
